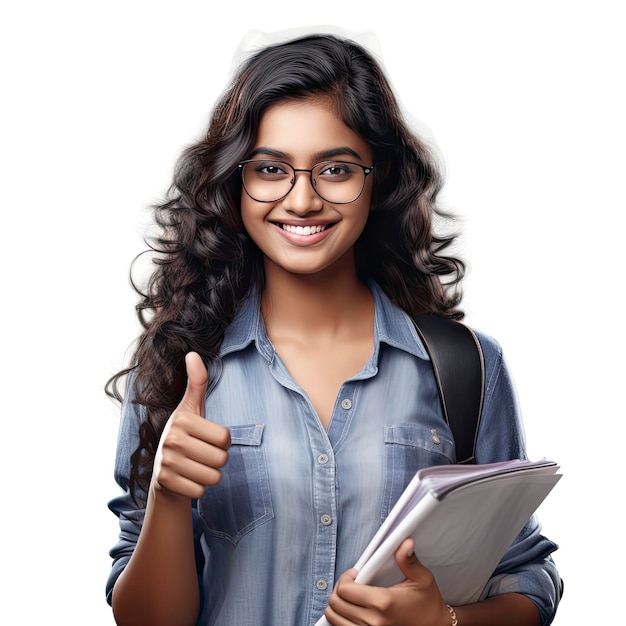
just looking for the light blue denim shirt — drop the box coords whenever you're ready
[107,282,561,625]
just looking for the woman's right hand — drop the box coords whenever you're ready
[151,352,231,500]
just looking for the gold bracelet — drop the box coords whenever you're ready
[446,604,458,626]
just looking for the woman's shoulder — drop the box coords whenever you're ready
[467,326,509,385]
[470,326,503,360]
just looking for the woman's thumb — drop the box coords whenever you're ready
[180,352,209,416]
[395,537,426,581]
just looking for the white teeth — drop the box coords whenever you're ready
[281,224,327,235]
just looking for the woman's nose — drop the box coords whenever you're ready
[281,171,324,213]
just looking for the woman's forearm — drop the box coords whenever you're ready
[111,488,200,626]
[455,593,541,626]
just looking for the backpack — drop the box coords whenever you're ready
[411,314,485,464]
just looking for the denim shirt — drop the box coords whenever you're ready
[107,282,561,625]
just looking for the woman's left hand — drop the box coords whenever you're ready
[323,538,451,626]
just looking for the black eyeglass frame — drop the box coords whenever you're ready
[237,159,374,204]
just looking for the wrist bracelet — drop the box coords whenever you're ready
[446,604,458,626]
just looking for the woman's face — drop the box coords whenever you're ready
[240,98,373,280]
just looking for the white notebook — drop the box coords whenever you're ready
[314,459,561,626]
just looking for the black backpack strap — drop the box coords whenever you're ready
[411,314,485,464]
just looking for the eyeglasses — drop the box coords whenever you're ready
[238,159,374,204]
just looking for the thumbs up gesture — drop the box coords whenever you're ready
[152,352,231,500]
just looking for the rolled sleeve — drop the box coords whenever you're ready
[106,492,146,604]
[483,517,561,625]
[105,376,147,605]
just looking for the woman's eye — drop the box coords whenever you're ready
[255,162,288,177]
[319,162,352,178]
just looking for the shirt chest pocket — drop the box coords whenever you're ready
[381,423,455,521]
[198,423,274,545]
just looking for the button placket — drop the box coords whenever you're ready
[310,442,336,617]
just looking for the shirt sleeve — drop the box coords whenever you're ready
[473,331,561,626]
[105,375,146,605]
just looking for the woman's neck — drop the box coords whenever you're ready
[260,265,373,341]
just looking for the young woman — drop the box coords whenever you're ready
[105,33,561,626]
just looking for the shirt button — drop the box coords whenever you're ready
[316,579,328,590]
[317,454,329,465]
[431,429,441,445]
[320,514,332,526]
[341,398,352,410]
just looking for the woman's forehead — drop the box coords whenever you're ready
[252,100,372,164]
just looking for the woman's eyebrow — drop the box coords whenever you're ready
[248,147,288,159]
[248,146,365,162]
[313,147,364,161]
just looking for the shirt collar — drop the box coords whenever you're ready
[369,281,429,360]
[219,281,430,362]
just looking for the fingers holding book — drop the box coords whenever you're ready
[323,538,449,626]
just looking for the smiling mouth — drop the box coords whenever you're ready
[279,223,334,235]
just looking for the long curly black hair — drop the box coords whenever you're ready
[106,33,466,502]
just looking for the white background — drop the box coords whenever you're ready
[1,1,623,624]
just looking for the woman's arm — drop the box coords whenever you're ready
[111,490,200,626]
[454,592,540,626]
[473,332,561,624]
[109,353,231,626]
